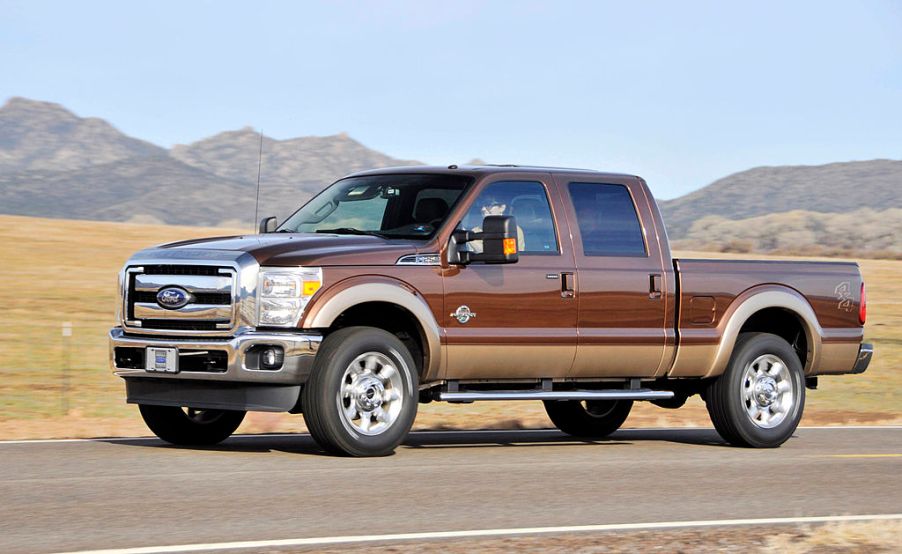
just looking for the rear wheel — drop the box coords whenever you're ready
[543,399,633,438]
[302,326,418,457]
[705,332,805,448]
[138,405,245,446]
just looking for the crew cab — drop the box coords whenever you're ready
[110,165,872,456]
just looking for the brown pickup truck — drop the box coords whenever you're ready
[110,165,872,456]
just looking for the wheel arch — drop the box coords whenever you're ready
[300,276,442,381]
[708,285,824,378]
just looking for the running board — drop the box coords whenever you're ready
[438,389,674,402]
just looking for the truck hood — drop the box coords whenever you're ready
[148,233,427,267]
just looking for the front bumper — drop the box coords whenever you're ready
[109,327,322,385]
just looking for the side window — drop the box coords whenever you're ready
[460,181,559,254]
[568,183,647,256]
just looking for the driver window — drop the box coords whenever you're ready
[460,181,559,255]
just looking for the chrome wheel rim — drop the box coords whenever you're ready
[741,354,794,429]
[337,352,404,436]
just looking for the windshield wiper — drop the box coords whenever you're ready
[315,228,387,237]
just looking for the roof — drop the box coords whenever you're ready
[345,164,638,180]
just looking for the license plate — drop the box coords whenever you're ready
[146,347,178,373]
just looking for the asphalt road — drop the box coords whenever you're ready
[1,427,900,554]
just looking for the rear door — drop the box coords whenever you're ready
[554,175,669,377]
[441,173,578,380]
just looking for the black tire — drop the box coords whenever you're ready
[138,405,245,446]
[705,332,805,448]
[302,326,419,457]
[543,399,633,438]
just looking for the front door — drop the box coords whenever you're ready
[442,175,577,380]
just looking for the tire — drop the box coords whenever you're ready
[302,326,419,457]
[705,332,805,448]
[543,399,633,438]
[138,405,245,446]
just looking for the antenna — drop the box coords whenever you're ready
[253,129,264,231]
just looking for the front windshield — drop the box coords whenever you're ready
[278,174,473,239]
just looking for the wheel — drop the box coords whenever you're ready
[138,404,245,446]
[705,332,805,448]
[543,399,633,438]
[302,326,419,457]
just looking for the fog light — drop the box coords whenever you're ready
[260,346,284,370]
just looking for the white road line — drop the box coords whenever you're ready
[0,425,900,445]
[51,513,902,554]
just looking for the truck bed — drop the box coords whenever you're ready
[671,258,864,377]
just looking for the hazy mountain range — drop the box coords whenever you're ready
[1,97,900,256]
[0,97,416,226]
[659,160,902,236]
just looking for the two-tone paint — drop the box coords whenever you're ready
[110,165,870,405]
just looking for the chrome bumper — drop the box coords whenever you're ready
[109,327,322,385]
[851,343,873,374]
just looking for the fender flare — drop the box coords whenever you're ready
[300,276,442,380]
[707,285,824,377]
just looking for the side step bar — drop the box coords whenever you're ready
[439,389,674,402]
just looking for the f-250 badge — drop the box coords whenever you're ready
[451,305,476,324]
[834,282,853,312]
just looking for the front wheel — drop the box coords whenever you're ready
[139,405,245,446]
[302,326,419,457]
[705,332,805,448]
[543,399,633,438]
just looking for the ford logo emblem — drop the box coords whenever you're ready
[156,287,192,310]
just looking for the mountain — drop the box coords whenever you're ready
[0,97,419,226]
[660,160,902,237]
[169,127,419,223]
[0,155,253,226]
[2,97,900,258]
[0,97,165,174]
[171,128,418,187]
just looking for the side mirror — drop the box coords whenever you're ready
[453,215,519,264]
[259,216,278,234]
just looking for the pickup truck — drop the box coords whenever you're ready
[110,165,873,456]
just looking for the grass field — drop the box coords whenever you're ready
[0,214,898,439]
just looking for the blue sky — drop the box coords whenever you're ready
[2,0,900,199]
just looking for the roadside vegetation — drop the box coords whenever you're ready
[673,208,902,259]
[0,214,898,439]
[302,520,902,553]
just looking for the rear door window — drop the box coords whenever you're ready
[567,182,647,256]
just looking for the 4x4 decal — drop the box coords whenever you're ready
[834,281,853,312]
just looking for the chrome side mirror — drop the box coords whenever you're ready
[259,216,278,234]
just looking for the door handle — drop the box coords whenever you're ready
[561,272,575,298]
[649,273,663,300]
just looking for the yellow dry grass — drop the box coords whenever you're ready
[0,215,898,439]
[310,520,902,552]
[764,520,902,553]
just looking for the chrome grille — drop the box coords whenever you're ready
[124,265,236,333]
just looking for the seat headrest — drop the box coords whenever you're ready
[512,198,543,221]
[414,198,449,223]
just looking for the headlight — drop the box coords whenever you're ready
[257,267,322,326]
